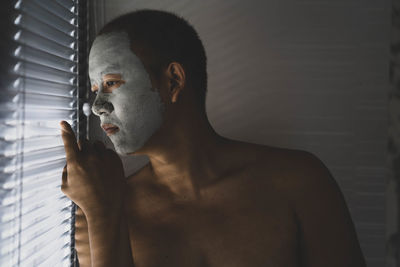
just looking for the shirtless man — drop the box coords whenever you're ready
[61,9,367,267]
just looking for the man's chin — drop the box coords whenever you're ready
[114,145,135,155]
[112,141,143,156]
[109,133,147,155]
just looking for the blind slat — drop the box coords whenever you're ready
[17,29,76,60]
[37,249,71,267]
[20,1,77,33]
[2,173,61,198]
[18,13,76,48]
[0,122,75,141]
[1,147,66,172]
[24,109,76,121]
[0,109,75,124]
[55,0,76,12]
[0,244,70,267]
[25,81,76,99]
[8,158,66,185]
[24,77,76,97]
[15,61,77,85]
[0,195,71,225]
[0,172,57,194]
[1,178,64,207]
[1,199,70,242]
[25,93,76,110]
[23,147,65,169]
[33,0,75,23]
[15,222,70,262]
[16,45,77,73]
[19,136,64,154]
[0,211,70,256]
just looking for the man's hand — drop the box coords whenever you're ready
[60,122,134,266]
[60,120,126,217]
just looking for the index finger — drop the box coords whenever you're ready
[60,121,80,163]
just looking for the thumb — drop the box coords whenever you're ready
[60,121,79,163]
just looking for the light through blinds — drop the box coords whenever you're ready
[0,0,80,266]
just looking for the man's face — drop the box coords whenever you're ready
[89,32,165,155]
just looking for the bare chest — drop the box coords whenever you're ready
[124,193,300,267]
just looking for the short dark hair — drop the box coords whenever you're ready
[98,9,208,109]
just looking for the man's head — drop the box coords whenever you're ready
[89,9,208,155]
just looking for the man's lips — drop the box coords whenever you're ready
[101,123,120,136]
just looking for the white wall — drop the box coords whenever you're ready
[90,0,391,266]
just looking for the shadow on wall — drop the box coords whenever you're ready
[388,0,400,265]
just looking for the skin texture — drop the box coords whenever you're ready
[70,30,368,266]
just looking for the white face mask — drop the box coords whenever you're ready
[89,31,165,155]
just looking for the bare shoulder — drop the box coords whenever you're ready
[203,140,310,196]
[240,141,332,179]
[224,140,327,184]
[251,144,343,206]
[233,141,366,266]
[220,140,345,206]
[225,139,318,164]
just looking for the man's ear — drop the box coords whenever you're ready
[167,62,185,103]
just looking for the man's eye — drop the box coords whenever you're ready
[105,81,119,87]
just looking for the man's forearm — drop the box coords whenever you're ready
[74,206,92,267]
[86,209,134,267]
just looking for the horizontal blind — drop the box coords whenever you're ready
[0,0,79,266]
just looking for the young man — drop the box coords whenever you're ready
[61,9,367,267]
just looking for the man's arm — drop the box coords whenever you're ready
[289,152,366,267]
[85,207,134,267]
[75,205,135,267]
[74,205,92,267]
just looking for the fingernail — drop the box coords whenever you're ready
[60,121,67,131]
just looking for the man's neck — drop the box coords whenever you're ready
[132,112,232,201]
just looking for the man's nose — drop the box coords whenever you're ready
[91,95,114,116]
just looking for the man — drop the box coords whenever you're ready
[61,9,367,267]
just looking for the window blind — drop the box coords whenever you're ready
[0,0,81,266]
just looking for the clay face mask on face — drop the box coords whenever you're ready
[89,31,165,155]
